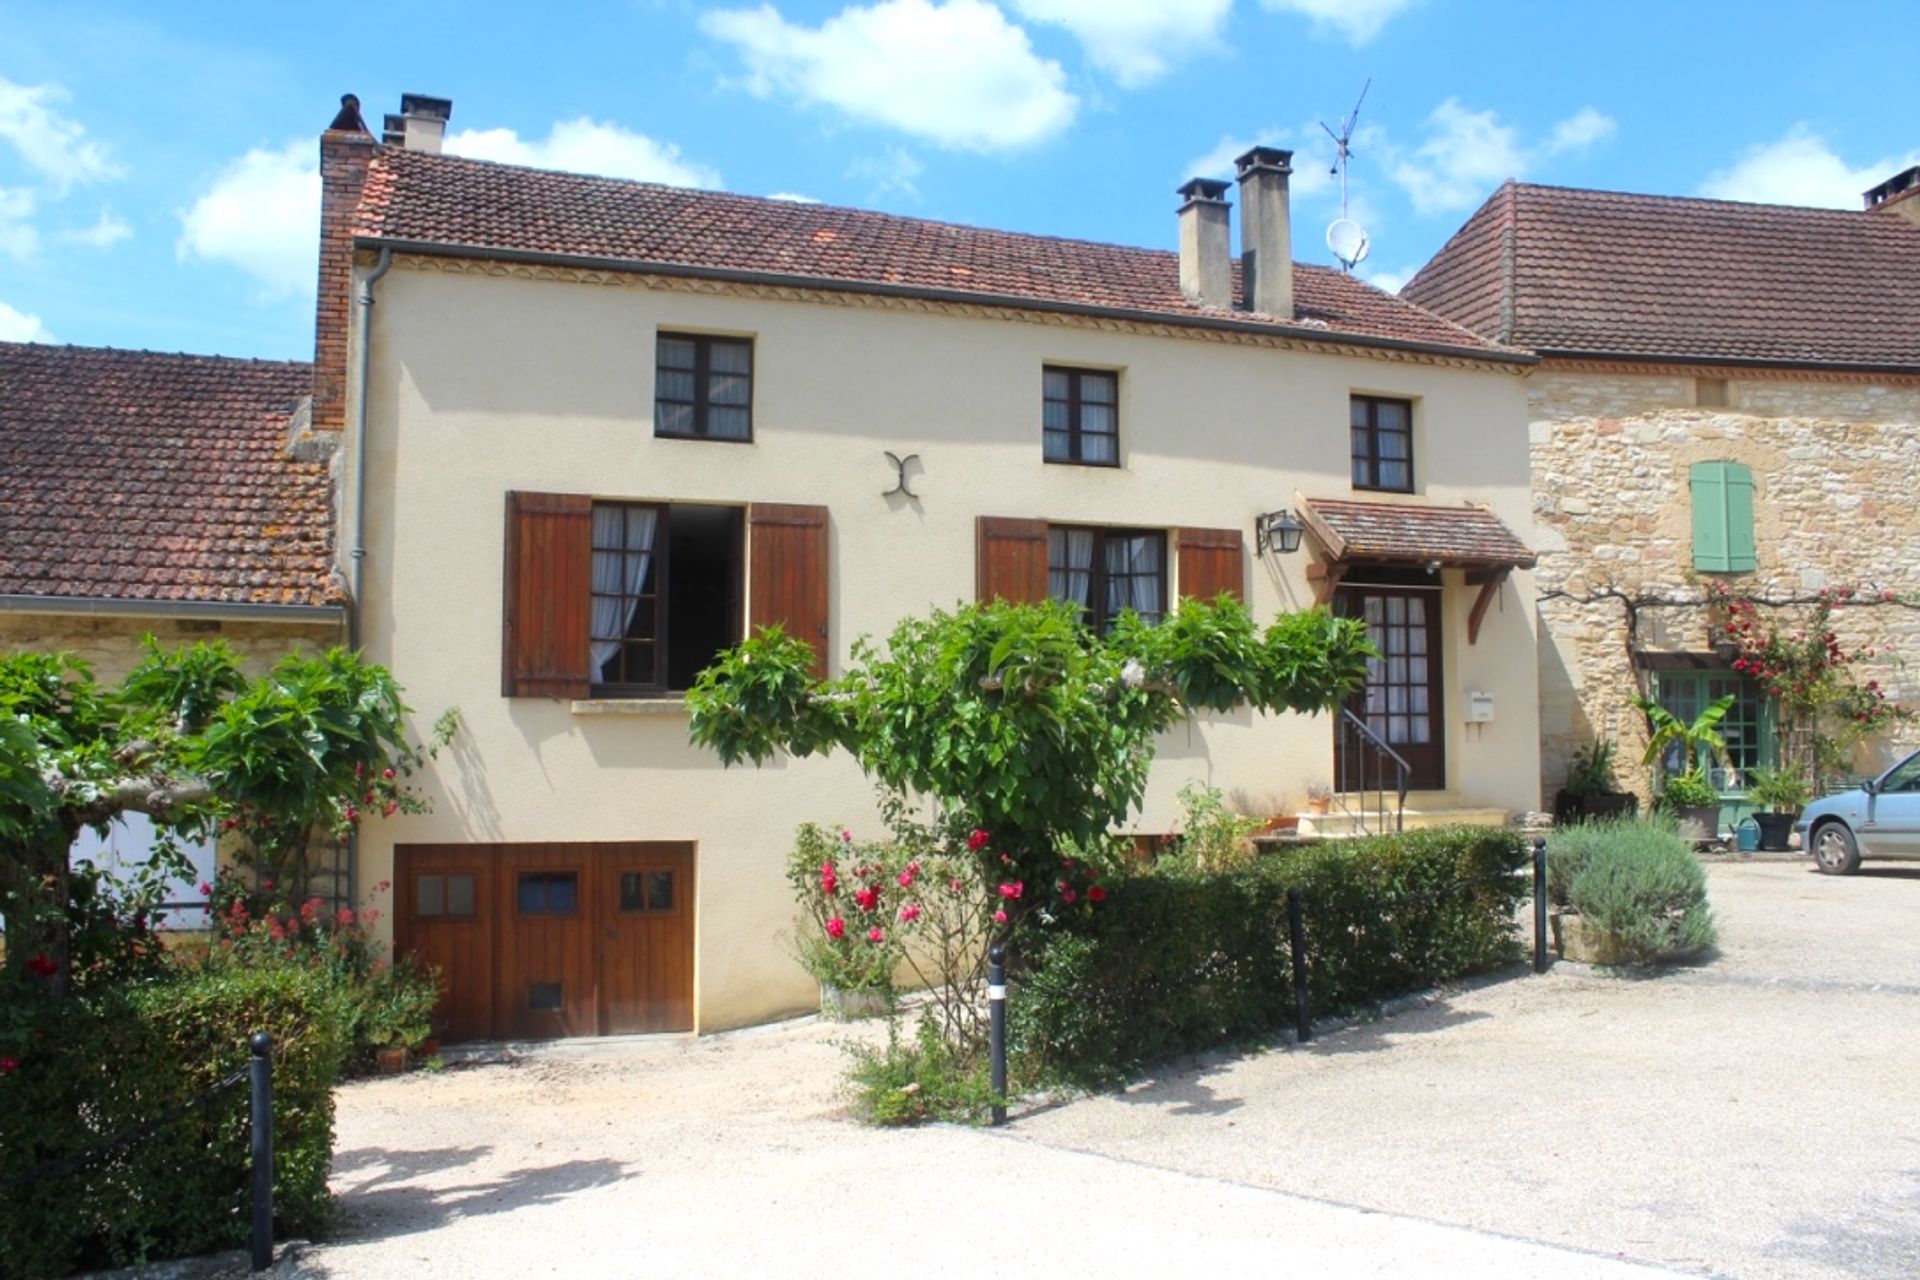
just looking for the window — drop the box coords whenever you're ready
[1042,367,1119,466]
[1690,461,1756,572]
[619,869,677,914]
[1047,527,1165,632]
[655,333,753,440]
[517,872,579,915]
[1654,670,1774,791]
[414,872,476,919]
[590,502,744,693]
[1351,395,1413,492]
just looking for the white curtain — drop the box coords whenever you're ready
[1106,534,1163,622]
[1048,528,1095,609]
[590,506,658,681]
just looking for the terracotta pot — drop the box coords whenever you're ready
[1258,816,1300,835]
[1306,798,1331,816]
[375,1046,409,1074]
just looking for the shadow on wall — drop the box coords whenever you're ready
[439,724,503,840]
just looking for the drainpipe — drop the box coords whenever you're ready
[345,245,394,913]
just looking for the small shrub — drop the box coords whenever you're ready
[1175,781,1261,871]
[1558,822,1716,964]
[846,1016,1001,1126]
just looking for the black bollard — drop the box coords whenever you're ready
[988,942,1007,1126]
[1286,888,1311,1044]
[249,1032,273,1272]
[1533,835,1549,974]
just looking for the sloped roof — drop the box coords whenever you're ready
[0,343,340,608]
[1401,181,1920,370]
[1303,497,1536,569]
[353,147,1525,362]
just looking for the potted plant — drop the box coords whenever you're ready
[1554,739,1637,823]
[788,824,900,1019]
[1304,782,1334,815]
[1658,767,1723,843]
[1637,693,1734,842]
[1744,767,1812,851]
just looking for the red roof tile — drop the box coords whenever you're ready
[354,148,1523,361]
[0,343,340,608]
[1402,182,1920,369]
[1304,497,1536,569]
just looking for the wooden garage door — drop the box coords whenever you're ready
[395,841,696,1041]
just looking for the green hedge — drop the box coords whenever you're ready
[1011,826,1528,1088]
[0,963,347,1278]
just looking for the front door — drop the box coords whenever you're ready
[1335,584,1445,792]
[598,844,696,1034]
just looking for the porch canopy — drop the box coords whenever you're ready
[1299,497,1537,643]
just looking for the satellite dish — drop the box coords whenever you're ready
[1327,219,1371,270]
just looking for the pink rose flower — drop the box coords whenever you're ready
[998,880,1024,900]
[866,927,885,944]
[0,1056,17,1075]
[896,870,915,888]
[1062,889,1078,904]
[825,917,846,940]
[855,887,880,912]
[993,909,1008,925]
[967,829,990,850]
[899,903,922,923]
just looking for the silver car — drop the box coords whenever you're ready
[1795,749,1920,874]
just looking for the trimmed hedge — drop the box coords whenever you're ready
[0,963,347,1278]
[1012,826,1527,1088]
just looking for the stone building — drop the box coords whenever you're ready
[1404,172,1920,810]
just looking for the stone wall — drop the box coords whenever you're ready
[1530,365,1920,800]
[0,612,345,683]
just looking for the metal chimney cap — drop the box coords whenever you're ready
[1234,146,1294,177]
[1177,177,1231,206]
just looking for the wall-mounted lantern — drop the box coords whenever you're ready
[1255,508,1305,556]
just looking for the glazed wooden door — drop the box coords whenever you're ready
[596,844,696,1034]
[395,846,496,1043]
[496,844,597,1039]
[1336,585,1446,792]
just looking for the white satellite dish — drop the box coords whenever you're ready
[1327,219,1371,270]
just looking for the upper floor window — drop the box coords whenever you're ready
[656,333,753,441]
[1047,526,1164,631]
[1690,460,1756,573]
[1043,367,1119,466]
[1351,395,1413,492]
[589,501,743,693]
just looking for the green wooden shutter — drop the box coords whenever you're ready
[1690,461,1755,572]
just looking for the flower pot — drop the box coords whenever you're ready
[375,1046,409,1074]
[1674,803,1722,844]
[1306,798,1331,816]
[1583,792,1639,820]
[820,984,892,1021]
[1257,816,1300,835]
[1754,811,1799,852]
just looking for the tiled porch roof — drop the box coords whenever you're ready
[1302,497,1536,569]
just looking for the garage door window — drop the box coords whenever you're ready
[619,870,677,914]
[415,872,477,919]
[517,872,579,915]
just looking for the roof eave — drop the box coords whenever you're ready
[0,595,347,624]
[1537,348,1920,376]
[356,235,1538,369]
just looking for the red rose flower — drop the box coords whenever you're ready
[854,887,880,912]
[998,880,1024,900]
[0,1056,17,1075]
[25,954,57,978]
[967,829,990,850]
[993,909,1009,925]
[821,861,839,896]
[866,927,885,944]
[899,903,922,923]
[896,870,915,889]
[1062,888,1079,904]
[825,917,846,940]
[1088,885,1107,903]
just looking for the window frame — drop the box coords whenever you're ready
[590,500,671,695]
[1652,669,1776,795]
[1350,394,1415,494]
[655,332,755,443]
[411,870,480,922]
[1045,524,1167,633]
[1042,366,1121,468]
[515,870,582,918]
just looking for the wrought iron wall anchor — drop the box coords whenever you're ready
[882,450,921,499]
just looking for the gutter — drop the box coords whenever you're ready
[1538,348,1920,377]
[0,595,347,624]
[348,246,395,650]
[355,235,1539,370]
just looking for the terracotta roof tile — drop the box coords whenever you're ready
[0,343,339,607]
[1304,497,1536,569]
[1402,181,1920,369]
[354,148,1523,361]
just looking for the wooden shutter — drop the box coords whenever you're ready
[1175,527,1246,603]
[749,503,830,677]
[976,517,1049,604]
[502,491,592,698]
[1690,462,1756,573]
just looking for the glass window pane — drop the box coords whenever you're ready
[656,402,696,435]
[1411,686,1430,713]
[619,872,645,912]
[1409,657,1428,684]
[708,373,751,406]
[548,874,577,914]
[1352,460,1370,487]
[417,874,445,917]
[1378,431,1409,459]
[1379,461,1411,490]
[518,874,543,914]
[1386,597,1405,623]
[708,407,751,439]
[1388,657,1407,685]
[447,874,475,917]
[1387,684,1407,712]
[1364,598,1383,623]
[1081,374,1116,404]
[1375,399,1411,430]
[1389,715,1409,743]
[1409,627,1427,654]
[1351,399,1369,428]
[1351,427,1370,456]
[1043,369,1069,398]
[648,871,675,912]
[1410,716,1431,744]
[1043,429,1071,460]
[1043,401,1070,431]
[1080,432,1117,464]
[1080,405,1117,436]
[709,340,752,375]
[657,337,696,370]
[1407,598,1426,625]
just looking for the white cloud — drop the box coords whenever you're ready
[1181,129,1334,202]
[0,78,121,195]
[0,188,38,259]
[848,146,926,202]
[768,192,822,203]
[1389,100,1617,215]
[0,300,52,343]
[445,118,721,189]
[1698,124,1920,208]
[1360,265,1414,294]
[1010,0,1230,87]
[176,141,319,299]
[1259,0,1415,45]
[702,0,1077,152]
[59,207,131,249]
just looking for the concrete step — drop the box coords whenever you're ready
[1299,801,1512,839]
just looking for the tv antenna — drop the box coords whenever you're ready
[1320,79,1372,272]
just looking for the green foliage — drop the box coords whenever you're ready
[1011,827,1527,1089]
[1550,819,1716,963]
[1636,693,1734,775]
[1562,739,1621,796]
[846,1016,1003,1126]
[1658,768,1719,808]
[1174,781,1261,871]
[0,962,346,1277]
[1744,766,1812,813]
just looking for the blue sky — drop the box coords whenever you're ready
[2,0,1916,361]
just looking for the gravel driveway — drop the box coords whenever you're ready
[302,857,1919,1279]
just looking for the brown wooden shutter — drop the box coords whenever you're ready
[1175,527,1246,603]
[502,491,592,698]
[976,517,1049,604]
[748,503,830,678]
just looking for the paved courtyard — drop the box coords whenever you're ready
[303,858,1920,1279]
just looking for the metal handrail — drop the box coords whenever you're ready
[1335,708,1409,834]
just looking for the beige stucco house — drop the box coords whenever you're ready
[1403,171,1920,813]
[320,94,1542,1037]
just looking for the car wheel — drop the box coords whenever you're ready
[1811,821,1862,875]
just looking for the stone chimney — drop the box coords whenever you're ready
[1863,164,1920,227]
[1234,146,1294,318]
[381,93,454,153]
[1176,178,1232,309]
[312,94,376,434]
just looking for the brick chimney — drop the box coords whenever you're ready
[382,93,454,153]
[1863,164,1920,227]
[312,94,375,434]
[1234,146,1294,318]
[1176,178,1232,310]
